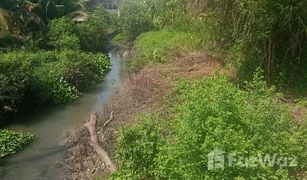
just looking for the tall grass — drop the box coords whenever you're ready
[128,29,202,70]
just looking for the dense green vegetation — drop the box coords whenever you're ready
[0,0,306,178]
[115,74,307,179]
[0,1,114,157]
[113,0,307,179]
[0,50,110,118]
[0,1,114,122]
[118,0,306,88]
[0,129,34,158]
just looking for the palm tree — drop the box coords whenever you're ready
[0,0,89,36]
[0,8,9,37]
[0,0,42,35]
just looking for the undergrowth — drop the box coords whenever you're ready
[127,29,202,71]
[0,129,34,158]
[114,73,307,179]
[0,50,111,124]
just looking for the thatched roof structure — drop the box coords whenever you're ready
[73,15,88,23]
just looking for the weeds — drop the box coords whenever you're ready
[128,29,201,70]
[114,75,307,179]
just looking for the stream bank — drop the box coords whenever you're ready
[64,51,224,179]
[0,47,127,180]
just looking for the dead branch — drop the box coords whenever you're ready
[84,113,117,173]
[103,111,114,128]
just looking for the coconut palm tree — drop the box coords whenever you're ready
[0,0,42,34]
[0,8,9,37]
[0,0,89,36]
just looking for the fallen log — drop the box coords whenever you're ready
[84,113,117,173]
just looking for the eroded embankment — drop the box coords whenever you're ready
[64,52,227,179]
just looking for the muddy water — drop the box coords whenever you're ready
[0,47,127,180]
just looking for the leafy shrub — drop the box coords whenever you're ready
[0,129,34,158]
[48,8,112,52]
[115,75,307,179]
[0,52,32,123]
[115,116,164,179]
[0,50,111,123]
[29,51,59,64]
[48,17,80,50]
[0,51,77,111]
[30,61,79,104]
[48,17,77,39]
[113,32,129,42]
[50,34,80,50]
[118,0,155,40]
[60,50,111,90]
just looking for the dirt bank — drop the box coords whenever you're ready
[64,51,227,179]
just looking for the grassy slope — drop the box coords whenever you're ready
[112,29,307,179]
[65,29,306,179]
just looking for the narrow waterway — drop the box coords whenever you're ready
[0,47,127,180]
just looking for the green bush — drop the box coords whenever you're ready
[115,75,307,179]
[48,17,77,39]
[50,34,80,51]
[0,129,34,158]
[60,50,111,90]
[0,52,32,123]
[113,32,129,42]
[48,8,112,52]
[0,51,78,110]
[30,61,79,104]
[115,116,163,179]
[0,50,111,123]
[118,0,155,40]
[48,17,80,50]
